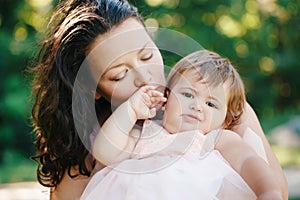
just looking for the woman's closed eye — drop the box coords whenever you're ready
[140,51,153,61]
[111,68,128,81]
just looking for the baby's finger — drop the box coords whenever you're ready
[140,85,157,93]
[150,96,167,104]
[148,107,157,118]
[147,89,164,98]
[141,93,152,106]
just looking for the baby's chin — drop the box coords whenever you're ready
[168,127,210,135]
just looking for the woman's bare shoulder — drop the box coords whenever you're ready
[50,172,91,200]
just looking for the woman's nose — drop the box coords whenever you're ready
[134,66,152,87]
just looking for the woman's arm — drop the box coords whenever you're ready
[216,130,282,200]
[231,102,288,199]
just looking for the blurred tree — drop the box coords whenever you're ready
[0,0,54,163]
[0,0,32,161]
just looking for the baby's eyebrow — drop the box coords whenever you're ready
[180,87,197,93]
[209,95,222,105]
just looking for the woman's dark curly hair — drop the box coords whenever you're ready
[29,0,143,187]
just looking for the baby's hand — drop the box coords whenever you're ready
[129,85,167,119]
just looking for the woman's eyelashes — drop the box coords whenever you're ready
[108,49,154,81]
[140,51,153,61]
[111,68,128,81]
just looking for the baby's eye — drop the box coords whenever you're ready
[182,92,194,99]
[141,52,153,61]
[206,101,217,108]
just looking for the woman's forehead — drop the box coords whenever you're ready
[85,18,153,73]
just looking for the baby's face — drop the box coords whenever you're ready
[163,70,229,134]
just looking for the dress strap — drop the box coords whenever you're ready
[243,128,268,163]
[199,129,222,157]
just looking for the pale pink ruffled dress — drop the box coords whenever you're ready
[81,120,268,200]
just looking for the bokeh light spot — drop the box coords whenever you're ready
[27,0,53,10]
[245,0,259,14]
[235,40,249,58]
[163,0,180,9]
[172,13,185,27]
[14,26,28,41]
[145,18,159,33]
[259,56,276,74]
[145,0,163,7]
[159,14,173,27]
[202,13,216,26]
[242,13,261,29]
[216,15,245,37]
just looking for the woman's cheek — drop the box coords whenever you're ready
[109,83,137,107]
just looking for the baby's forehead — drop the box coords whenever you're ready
[171,67,213,83]
[170,71,228,99]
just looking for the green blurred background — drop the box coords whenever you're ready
[0,0,299,197]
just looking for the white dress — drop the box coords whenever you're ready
[81,120,268,200]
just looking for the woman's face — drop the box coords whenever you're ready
[87,18,166,107]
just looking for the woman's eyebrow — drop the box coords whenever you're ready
[102,63,124,76]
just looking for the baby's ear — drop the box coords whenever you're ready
[222,115,233,129]
[161,88,170,110]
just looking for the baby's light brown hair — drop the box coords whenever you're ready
[166,50,245,129]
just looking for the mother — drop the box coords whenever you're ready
[30,0,288,199]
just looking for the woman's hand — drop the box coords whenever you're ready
[257,191,283,200]
[232,102,288,199]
